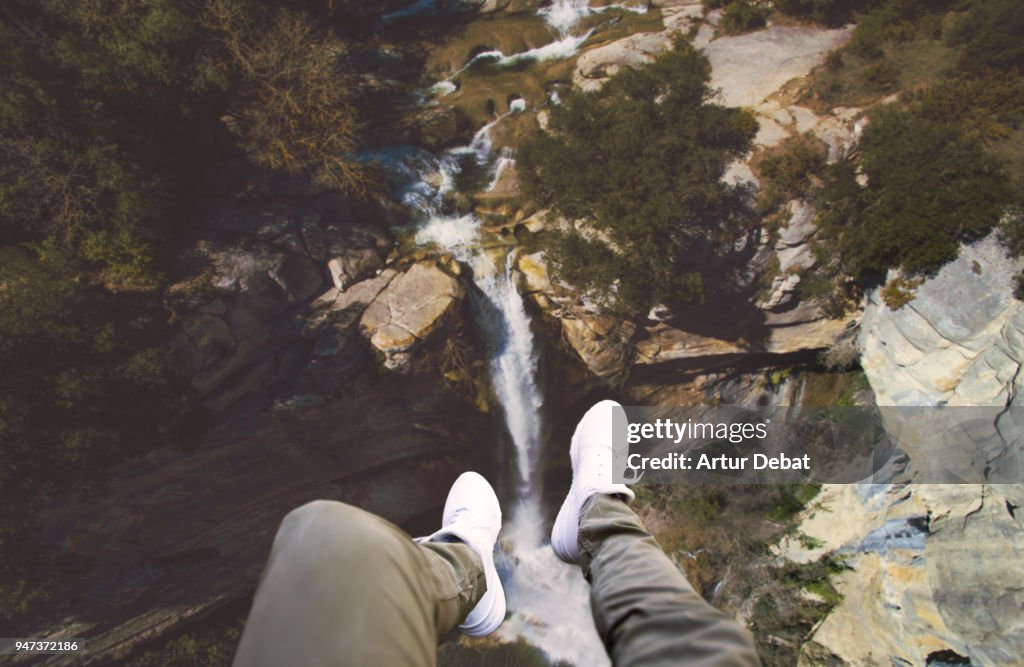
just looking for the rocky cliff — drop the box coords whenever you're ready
[777,237,1024,666]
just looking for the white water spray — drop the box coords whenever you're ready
[540,0,649,35]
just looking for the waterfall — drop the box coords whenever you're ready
[373,10,627,654]
[383,104,608,665]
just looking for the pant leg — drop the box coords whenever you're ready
[579,494,761,667]
[233,500,486,667]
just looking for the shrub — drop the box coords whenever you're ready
[860,59,899,92]
[519,38,757,313]
[813,109,1010,283]
[845,0,952,59]
[758,133,828,212]
[911,73,1024,143]
[774,0,871,27]
[203,1,369,193]
[880,275,922,309]
[720,0,770,36]
[949,0,1024,74]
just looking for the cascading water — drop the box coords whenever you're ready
[540,0,593,34]
[370,4,661,660]
[541,0,648,35]
[382,97,608,664]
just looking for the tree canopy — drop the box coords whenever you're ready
[519,38,757,312]
[813,109,1010,282]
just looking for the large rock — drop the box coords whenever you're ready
[789,235,1024,667]
[573,32,671,91]
[861,236,1024,407]
[562,315,637,385]
[705,26,853,108]
[166,196,396,412]
[323,223,392,290]
[360,261,464,370]
[785,483,1024,667]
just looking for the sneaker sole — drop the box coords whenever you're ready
[551,410,587,563]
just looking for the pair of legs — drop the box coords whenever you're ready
[234,402,761,667]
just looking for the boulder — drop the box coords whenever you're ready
[323,223,391,290]
[562,315,637,386]
[704,26,852,108]
[573,33,671,91]
[860,235,1024,407]
[408,104,462,150]
[360,261,464,370]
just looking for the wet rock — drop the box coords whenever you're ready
[360,261,465,370]
[408,104,462,150]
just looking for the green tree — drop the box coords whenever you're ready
[720,0,770,35]
[773,0,872,27]
[814,109,1010,282]
[949,0,1024,74]
[519,38,757,312]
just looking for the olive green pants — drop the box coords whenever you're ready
[234,496,760,667]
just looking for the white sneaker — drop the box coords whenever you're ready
[551,399,635,564]
[428,471,505,637]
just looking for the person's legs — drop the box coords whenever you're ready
[234,473,505,667]
[552,400,760,667]
[580,494,761,667]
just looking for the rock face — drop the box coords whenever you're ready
[26,173,493,663]
[516,238,855,384]
[166,197,394,415]
[562,315,637,385]
[573,32,671,91]
[786,237,1024,667]
[360,261,465,370]
[515,249,636,384]
[861,236,1024,407]
[787,483,1024,667]
[704,26,853,108]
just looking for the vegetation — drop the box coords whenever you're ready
[798,0,1024,305]
[719,0,771,36]
[203,0,369,193]
[633,479,842,665]
[519,38,757,313]
[774,0,873,27]
[0,0,365,620]
[813,109,1009,286]
[750,556,849,665]
[756,133,828,215]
